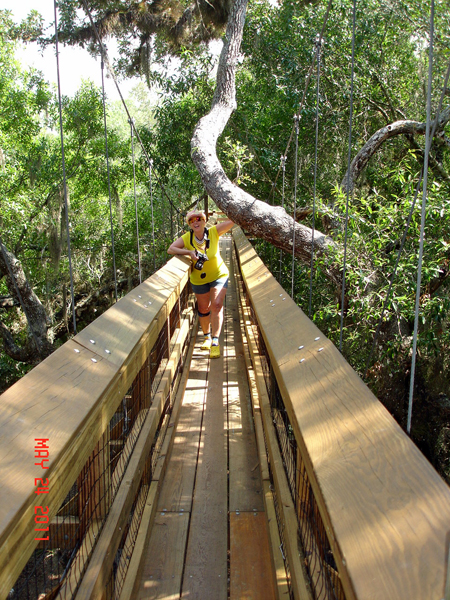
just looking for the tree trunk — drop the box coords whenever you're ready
[190,0,340,287]
[0,242,53,363]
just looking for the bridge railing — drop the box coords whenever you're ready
[0,257,195,600]
[232,226,450,600]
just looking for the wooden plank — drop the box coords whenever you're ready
[181,239,229,600]
[118,481,159,600]
[262,480,290,600]
[181,357,228,596]
[128,335,207,598]
[0,259,192,599]
[226,241,264,512]
[233,226,450,600]
[56,519,102,599]
[76,314,194,598]
[119,321,199,600]
[131,335,210,598]
[36,516,79,550]
[244,304,313,600]
[75,257,190,373]
[114,483,150,598]
[136,511,190,600]
[230,512,277,600]
[74,394,166,599]
[156,353,208,512]
[234,255,289,600]
[0,340,120,600]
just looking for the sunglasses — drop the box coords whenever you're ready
[188,216,205,224]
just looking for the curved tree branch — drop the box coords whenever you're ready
[191,0,340,287]
[342,107,450,192]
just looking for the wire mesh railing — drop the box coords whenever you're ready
[105,455,152,600]
[8,268,192,600]
[240,260,346,600]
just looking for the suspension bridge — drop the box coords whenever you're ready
[1,224,450,600]
[2,0,450,597]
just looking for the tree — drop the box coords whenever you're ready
[6,0,450,476]
[191,0,341,285]
[1,11,159,372]
[45,0,232,78]
[0,242,53,363]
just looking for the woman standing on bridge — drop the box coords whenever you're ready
[167,210,234,359]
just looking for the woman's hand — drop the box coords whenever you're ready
[167,238,197,262]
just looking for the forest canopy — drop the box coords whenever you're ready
[1,0,450,481]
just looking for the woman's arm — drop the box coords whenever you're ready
[167,237,196,261]
[216,219,234,236]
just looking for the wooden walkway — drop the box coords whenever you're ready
[5,226,450,600]
[133,238,277,600]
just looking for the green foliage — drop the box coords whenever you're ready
[3,0,450,478]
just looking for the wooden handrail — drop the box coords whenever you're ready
[0,256,191,600]
[232,226,450,600]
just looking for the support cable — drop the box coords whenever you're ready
[130,119,142,284]
[149,159,157,271]
[407,0,435,435]
[291,116,300,299]
[101,58,118,302]
[339,0,357,353]
[309,34,323,319]
[363,34,450,381]
[278,155,286,283]
[79,0,182,218]
[54,0,77,334]
[270,0,333,201]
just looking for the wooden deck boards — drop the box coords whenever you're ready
[227,253,264,513]
[136,511,190,600]
[230,512,277,600]
[233,227,450,600]
[135,236,277,600]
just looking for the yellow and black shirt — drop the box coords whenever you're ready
[181,225,229,285]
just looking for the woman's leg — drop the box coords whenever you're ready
[196,292,211,335]
[210,285,227,339]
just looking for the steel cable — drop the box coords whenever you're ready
[101,58,118,301]
[54,0,77,334]
[309,35,323,319]
[339,0,357,353]
[407,0,435,435]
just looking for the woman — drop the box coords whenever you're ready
[168,210,234,358]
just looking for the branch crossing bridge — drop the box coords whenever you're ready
[1,227,450,600]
